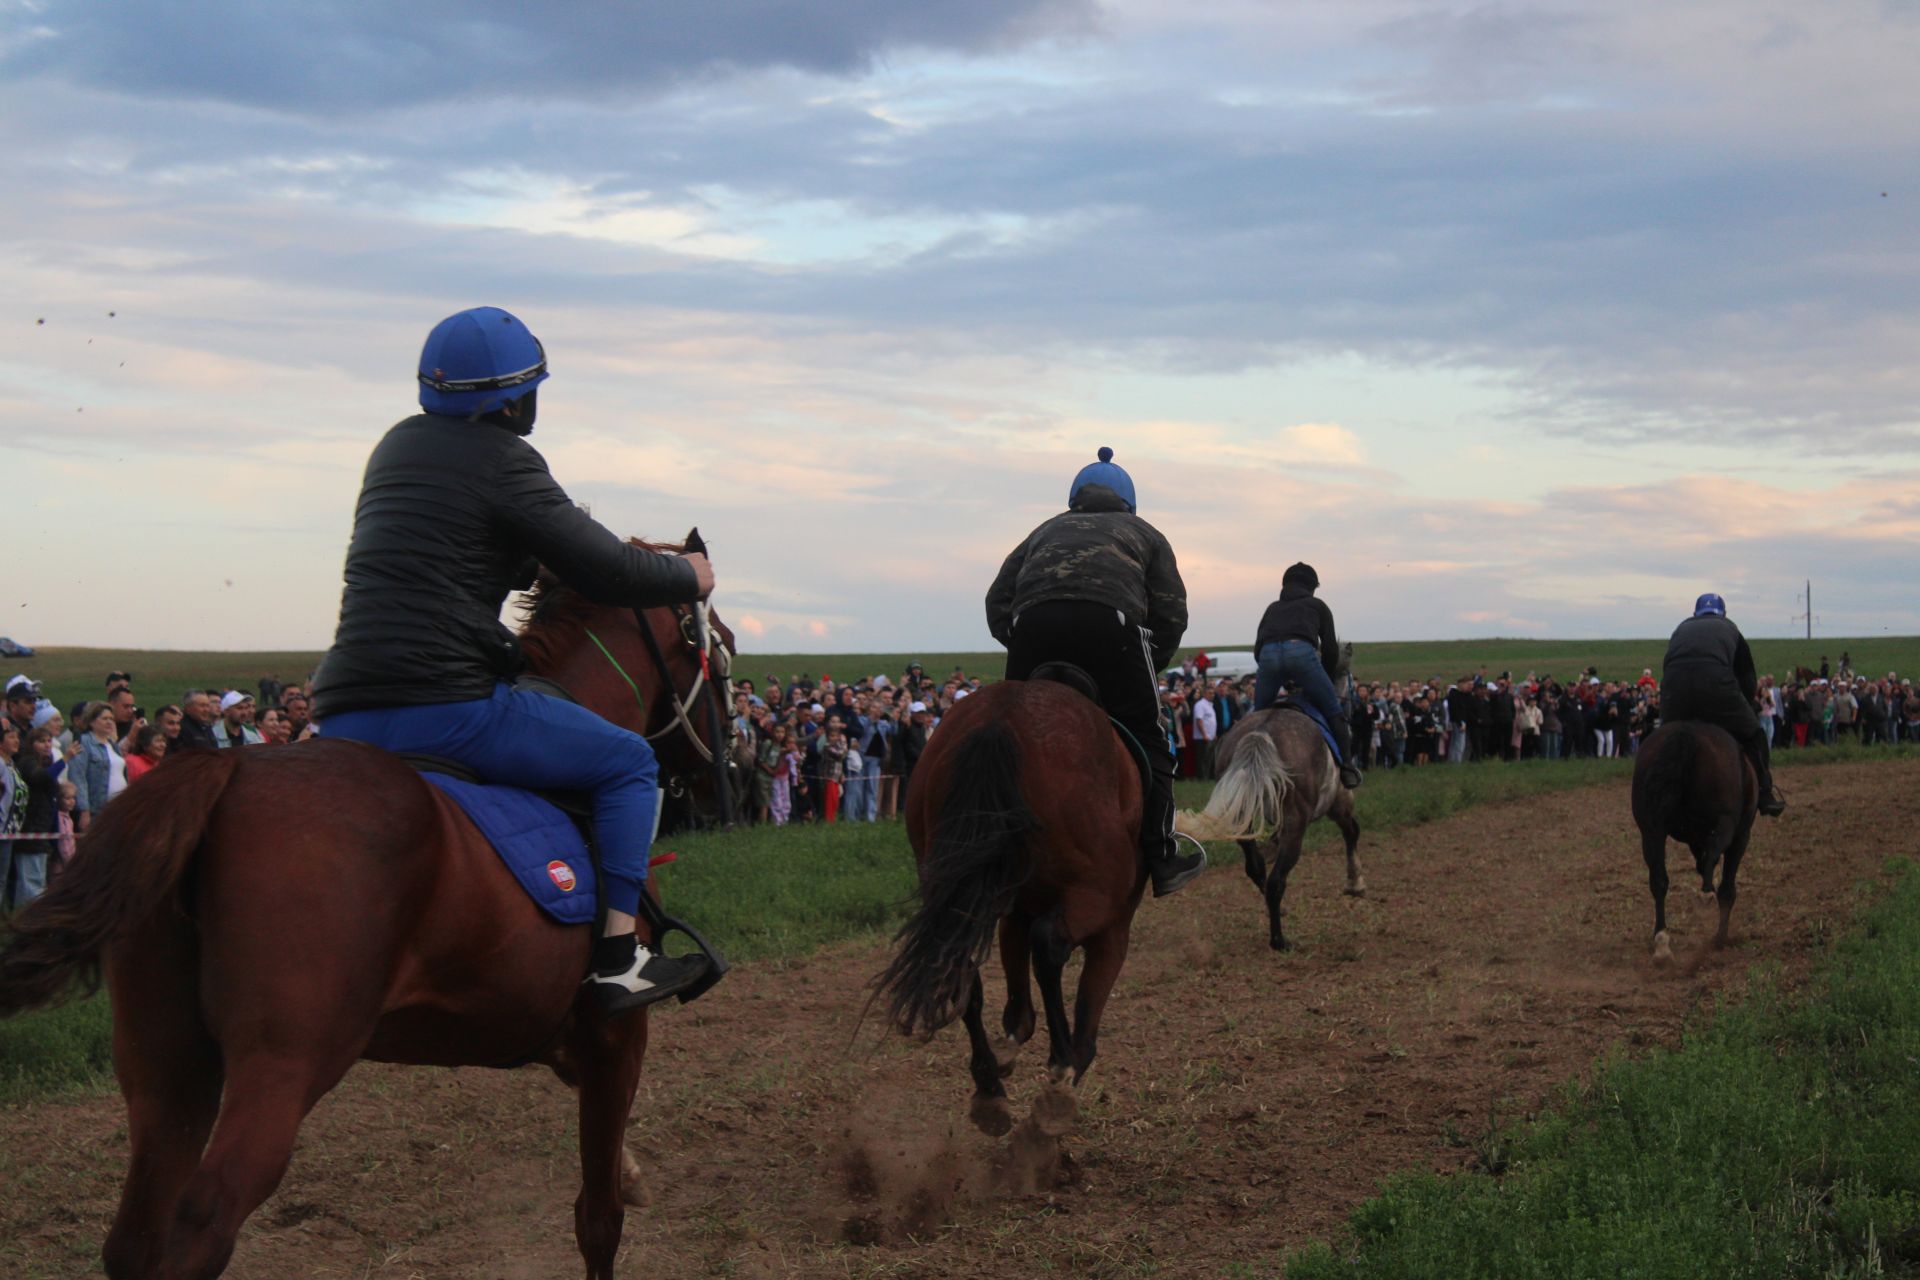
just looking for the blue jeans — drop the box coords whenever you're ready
[319,683,659,916]
[861,755,882,821]
[6,849,48,910]
[843,769,869,824]
[1255,640,1347,763]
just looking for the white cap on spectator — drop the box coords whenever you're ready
[5,674,36,699]
[954,689,970,699]
[31,702,58,729]
[910,701,927,713]
[810,702,825,713]
[219,690,253,712]
[873,674,890,688]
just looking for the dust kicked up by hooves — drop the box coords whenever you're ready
[835,1083,1082,1246]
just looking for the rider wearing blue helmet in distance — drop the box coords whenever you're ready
[985,448,1206,898]
[313,306,721,1013]
[1660,593,1785,817]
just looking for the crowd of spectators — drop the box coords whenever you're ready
[6,651,1917,887]
[2,670,313,910]
[1153,648,1920,778]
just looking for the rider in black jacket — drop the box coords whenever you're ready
[986,448,1204,898]
[314,307,720,1013]
[1253,563,1363,788]
[1660,593,1785,816]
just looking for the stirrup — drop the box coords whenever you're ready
[632,893,730,1004]
[1149,832,1207,898]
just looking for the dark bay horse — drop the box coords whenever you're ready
[873,676,1143,1137]
[0,537,734,1280]
[1631,720,1757,963]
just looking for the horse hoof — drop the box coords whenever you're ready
[1651,932,1673,965]
[1047,1063,1069,1087]
[620,1147,651,1207]
[1344,885,1368,898]
[1029,1085,1079,1138]
[970,1094,1014,1137]
[1269,936,1290,953]
[990,1035,1019,1078]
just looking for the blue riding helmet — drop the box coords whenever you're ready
[418,306,549,417]
[1694,592,1727,618]
[1068,446,1137,513]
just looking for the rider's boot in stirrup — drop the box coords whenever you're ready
[585,895,730,1015]
[1339,761,1364,790]
[1143,756,1204,898]
[1748,736,1785,817]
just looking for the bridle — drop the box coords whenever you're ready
[630,597,733,766]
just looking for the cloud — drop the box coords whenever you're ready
[2,0,1098,112]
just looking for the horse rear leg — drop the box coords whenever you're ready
[569,1012,649,1280]
[1238,839,1266,892]
[102,932,222,1280]
[999,912,1035,1047]
[1714,822,1753,950]
[1029,911,1075,1082]
[155,1049,359,1280]
[1332,793,1365,896]
[963,968,1014,1136]
[1264,821,1306,952]
[1643,827,1673,963]
[1067,922,1132,1083]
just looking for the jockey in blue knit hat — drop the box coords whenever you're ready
[986,448,1206,897]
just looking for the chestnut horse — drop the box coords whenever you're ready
[0,536,734,1280]
[873,675,1143,1137]
[1631,719,1757,964]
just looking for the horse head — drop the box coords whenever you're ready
[517,535,737,815]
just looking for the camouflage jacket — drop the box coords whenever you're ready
[984,484,1188,670]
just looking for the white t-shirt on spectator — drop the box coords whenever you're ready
[1192,697,1217,741]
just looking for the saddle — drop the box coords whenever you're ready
[1027,661,1155,799]
[396,675,727,1004]
[1266,692,1342,762]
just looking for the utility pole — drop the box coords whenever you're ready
[1791,580,1815,639]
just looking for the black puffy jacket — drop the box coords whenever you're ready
[984,484,1188,670]
[312,415,698,717]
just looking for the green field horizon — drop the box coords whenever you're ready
[11,635,1916,720]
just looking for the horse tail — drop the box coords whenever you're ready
[0,749,242,1017]
[1180,732,1288,841]
[1640,726,1695,826]
[875,720,1035,1040]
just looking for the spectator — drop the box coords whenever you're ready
[212,691,263,748]
[125,725,169,781]
[769,726,797,826]
[282,691,313,740]
[1191,683,1218,779]
[257,707,293,745]
[4,675,39,735]
[8,726,61,906]
[107,684,140,747]
[155,703,184,744]
[69,700,127,830]
[177,691,220,751]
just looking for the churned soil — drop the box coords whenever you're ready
[4,758,1917,1279]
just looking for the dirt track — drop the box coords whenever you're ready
[6,758,1918,1279]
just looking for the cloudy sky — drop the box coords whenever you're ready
[4,0,1917,653]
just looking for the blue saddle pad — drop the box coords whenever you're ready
[1273,698,1342,763]
[422,774,598,925]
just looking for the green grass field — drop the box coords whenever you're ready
[1285,857,1920,1280]
[15,635,1916,721]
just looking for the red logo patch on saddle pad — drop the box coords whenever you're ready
[547,860,578,892]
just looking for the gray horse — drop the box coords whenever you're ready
[1178,647,1363,950]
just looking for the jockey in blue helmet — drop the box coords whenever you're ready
[313,306,722,1012]
[985,448,1206,897]
[1659,592,1784,816]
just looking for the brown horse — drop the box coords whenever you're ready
[1180,706,1363,950]
[1631,720,1757,963]
[0,536,734,1280]
[873,675,1143,1137]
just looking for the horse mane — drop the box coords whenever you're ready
[516,537,685,671]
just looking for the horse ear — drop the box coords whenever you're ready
[685,526,706,556]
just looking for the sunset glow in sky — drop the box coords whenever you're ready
[5,1,1917,651]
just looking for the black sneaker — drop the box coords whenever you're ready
[1150,832,1207,898]
[585,944,713,1015]
[1339,762,1364,789]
